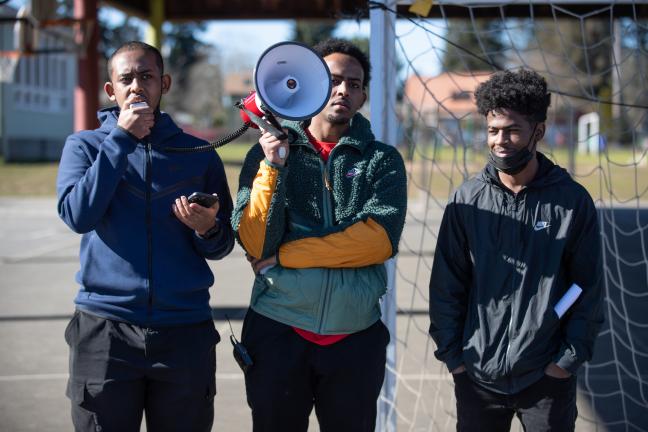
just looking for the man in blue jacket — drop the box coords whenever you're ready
[57,41,234,432]
[429,69,603,431]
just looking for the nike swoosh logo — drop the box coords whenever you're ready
[534,222,551,231]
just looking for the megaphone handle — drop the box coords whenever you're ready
[240,107,288,140]
[262,111,285,136]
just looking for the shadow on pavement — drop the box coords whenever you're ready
[582,208,648,431]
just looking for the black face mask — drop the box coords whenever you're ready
[488,124,537,175]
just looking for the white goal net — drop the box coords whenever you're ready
[369,1,648,431]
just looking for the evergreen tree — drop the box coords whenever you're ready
[442,19,506,71]
[291,20,337,46]
[98,16,141,64]
[166,22,209,88]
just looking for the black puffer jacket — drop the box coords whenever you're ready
[429,152,603,394]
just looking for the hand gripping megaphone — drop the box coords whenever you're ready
[165,41,331,153]
[237,41,332,140]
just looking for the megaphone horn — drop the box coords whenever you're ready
[238,41,332,139]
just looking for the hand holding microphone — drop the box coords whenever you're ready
[118,97,154,140]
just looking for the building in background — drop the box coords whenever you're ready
[222,70,262,142]
[223,70,253,108]
[402,71,491,152]
[0,4,76,162]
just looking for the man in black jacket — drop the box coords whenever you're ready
[428,69,603,432]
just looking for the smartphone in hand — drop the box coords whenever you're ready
[188,192,219,208]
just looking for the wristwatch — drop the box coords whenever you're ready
[199,220,221,240]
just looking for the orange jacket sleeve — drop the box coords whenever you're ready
[238,161,279,259]
[278,218,392,268]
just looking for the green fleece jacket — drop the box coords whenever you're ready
[232,113,407,333]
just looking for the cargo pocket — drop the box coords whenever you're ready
[66,379,105,430]
[66,379,86,404]
[66,379,104,405]
[64,310,80,346]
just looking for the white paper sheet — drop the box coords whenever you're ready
[554,283,583,318]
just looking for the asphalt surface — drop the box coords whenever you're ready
[0,197,646,431]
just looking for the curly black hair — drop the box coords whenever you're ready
[107,41,164,79]
[312,38,371,88]
[475,69,551,122]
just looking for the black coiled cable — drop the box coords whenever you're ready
[164,123,250,153]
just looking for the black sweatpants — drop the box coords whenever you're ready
[453,371,578,432]
[64,310,220,432]
[241,308,390,432]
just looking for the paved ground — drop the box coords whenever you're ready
[0,197,645,431]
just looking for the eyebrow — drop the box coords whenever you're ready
[117,69,153,78]
[331,74,362,83]
[488,123,521,129]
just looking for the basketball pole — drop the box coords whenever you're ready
[371,1,398,431]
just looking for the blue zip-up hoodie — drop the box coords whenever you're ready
[57,107,234,326]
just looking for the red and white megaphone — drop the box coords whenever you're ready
[238,41,332,140]
[165,42,331,153]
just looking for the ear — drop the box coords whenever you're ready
[361,89,367,106]
[535,122,546,142]
[161,74,171,94]
[104,81,116,102]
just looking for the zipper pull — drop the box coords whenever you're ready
[324,176,332,191]
[323,166,332,191]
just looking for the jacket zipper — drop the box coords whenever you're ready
[504,192,519,378]
[316,148,337,333]
[145,142,153,320]
[322,163,333,215]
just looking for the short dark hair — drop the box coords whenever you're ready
[475,69,551,123]
[107,41,164,79]
[312,38,371,88]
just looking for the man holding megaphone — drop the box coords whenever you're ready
[233,39,407,431]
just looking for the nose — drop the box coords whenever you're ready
[335,80,349,96]
[130,77,143,93]
[493,130,508,145]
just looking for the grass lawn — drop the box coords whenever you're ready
[2,143,646,204]
[403,144,648,203]
[0,159,60,196]
[215,141,255,164]
[0,156,244,199]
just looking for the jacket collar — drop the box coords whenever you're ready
[97,106,182,146]
[282,112,375,153]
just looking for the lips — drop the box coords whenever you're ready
[332,99,350,109]
[494,147,515,156]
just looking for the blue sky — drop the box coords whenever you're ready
[6,0,444,78]
[198,18,443,77]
